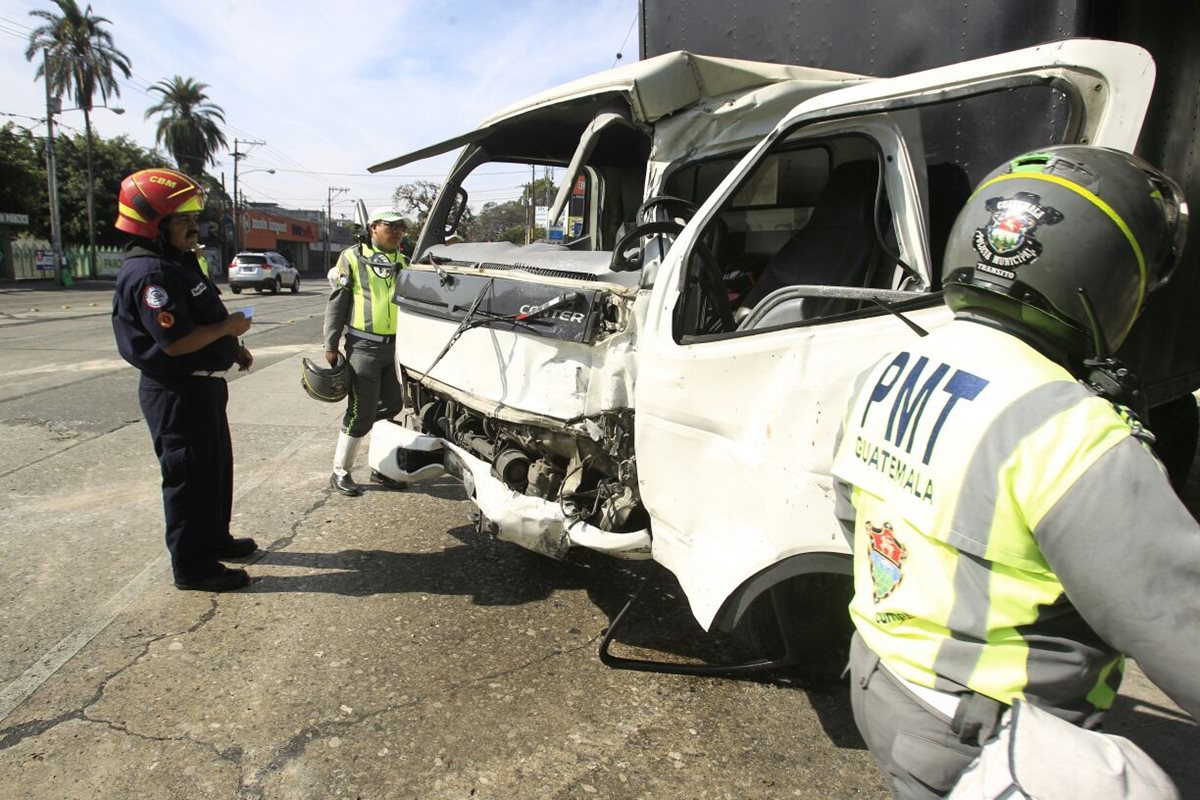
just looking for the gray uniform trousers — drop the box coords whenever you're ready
[342,334,403,437]
[850,633,1005,799]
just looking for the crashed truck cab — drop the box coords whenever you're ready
[366,51,865,561]
[367,41,1156,647]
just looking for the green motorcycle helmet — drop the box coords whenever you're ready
[942,146,1188,358]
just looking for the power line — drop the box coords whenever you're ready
[611,12,638,68]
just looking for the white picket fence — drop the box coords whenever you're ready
[9,239,124,280]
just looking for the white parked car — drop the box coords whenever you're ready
[229,251,299,294]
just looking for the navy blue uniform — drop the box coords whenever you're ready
[112,242,241,583]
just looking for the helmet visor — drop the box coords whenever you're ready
[176,193,205,215]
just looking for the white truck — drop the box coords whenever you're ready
[363,39,1177,667]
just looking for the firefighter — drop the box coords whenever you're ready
[111,168,257,592]
[830,146,1198,798]
[323,206,408,496]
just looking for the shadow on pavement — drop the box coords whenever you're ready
[249,520,869,751]
[249,523,588,605]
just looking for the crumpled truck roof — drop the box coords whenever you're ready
[369,51,864,173]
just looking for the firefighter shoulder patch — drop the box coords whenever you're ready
[866,521,906,603]
[143,285,169,309]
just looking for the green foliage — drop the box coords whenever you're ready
[56,131,171,245]
[394,174,556,245]
[144,76,228,174]
[25,0,132,114]
[0,124,49,237]
[464,175,559,243]
[392,180,441,227]
[523,176,558,208]
[467,200,527,242]
[0,126,169,243]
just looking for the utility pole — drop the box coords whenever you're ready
[325,186,350,271]
[42,49,65,285]
[527,163,536,244]
[219,171,228,274]
[231,137,265,253]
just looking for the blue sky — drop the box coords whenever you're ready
[0,0,641,218]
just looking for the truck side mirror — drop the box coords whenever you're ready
[445,188,468,236]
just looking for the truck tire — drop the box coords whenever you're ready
[1148,393,1199,492]
[272,276,282,295]
[291,276,300,294]
[231,285,242,294]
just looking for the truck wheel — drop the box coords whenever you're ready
[272,277,282,295]
[291,276,300,294]
[736,573,855,681]
[231,285,242,294]
[1149,393,1199,492]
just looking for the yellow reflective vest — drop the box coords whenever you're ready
[831,319,1136,716]
[340,243,406,335]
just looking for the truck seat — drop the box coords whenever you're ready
[740,160,881,318]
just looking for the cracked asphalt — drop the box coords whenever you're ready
[0,281,1196,799]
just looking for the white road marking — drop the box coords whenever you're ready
[0,344,317,379]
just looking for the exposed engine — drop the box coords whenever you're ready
[399,385,647,535]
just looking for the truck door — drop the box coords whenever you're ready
[633,39,1156,632]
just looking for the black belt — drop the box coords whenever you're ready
[347,328,395,344]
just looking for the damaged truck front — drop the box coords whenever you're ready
[367,41,1162,661]
[366,51,864,563]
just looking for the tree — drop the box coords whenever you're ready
[144,76,228,175]
[25,1,131,113]
[54,131,170,246]
[460,175,560,243]
[0,121,182,245]
[392,180,442,228]
[25,0,132,273]
[468,200,527,243]
[0,124,50,238]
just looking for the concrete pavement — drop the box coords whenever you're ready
[0,288,1196,798]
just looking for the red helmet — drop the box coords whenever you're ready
[115,168,204,238]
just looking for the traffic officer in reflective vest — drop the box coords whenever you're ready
[323,206,408,496]
[111,168,257,592]
[831,146,1199,798]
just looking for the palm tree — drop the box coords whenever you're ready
[145,76,228,175]
[25,0,131,277]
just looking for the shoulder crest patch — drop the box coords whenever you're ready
[866,521,906,603]
[143,285,169,309]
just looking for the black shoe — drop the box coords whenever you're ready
[174,567,250,592]
[330,472,363,497]
[370,470,407,490]
[214,537,258,559]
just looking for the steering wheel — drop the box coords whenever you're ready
[637,195,699,225]
[610,220,687,272]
